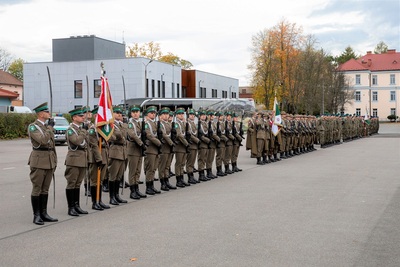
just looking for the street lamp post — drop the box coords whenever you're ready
[144,59,153,98]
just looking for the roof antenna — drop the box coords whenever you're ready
[122,30,125,45]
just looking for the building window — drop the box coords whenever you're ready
[372,91,378,101]
[157,80,161,97]
[390,91,396,101]
[232,92,236,98]
[355,74,361,85]
[94,79,101,98]
[390,74,396,85]
[182,86,187,98]
[372,108,378,117]
[242,89,247,94]
[177,84,180,98]
[355,91,361,101]
[74,80,83,98]
[162,81,165,98]
[151,80,155,97]
[356,108,361,116]
[212,89,217,98]
[146,79,149,97]
[199,87,206,98]
[372,75,378,85]
[74,105,82,109]
[222,90,227,98]
[390,108,396,116]
[171,83,175,98]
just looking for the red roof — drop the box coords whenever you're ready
[0,88,19,98]
[339,49,400,72]
[0,70,23,86]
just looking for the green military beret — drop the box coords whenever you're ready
[91,106,98,115]
[130,105,141,112]
[33,102,49,113]
[159,106,170,115]
[69,107,84,116]
[206,110,215,116]
[145,106,157,114]
[188,108,196,115]
[175,107,185,114]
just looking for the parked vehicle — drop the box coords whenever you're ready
[0,105,33,113]
[53,116,69,145]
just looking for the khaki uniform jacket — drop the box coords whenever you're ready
[65,123,88,167]
[175,119,189,153]
[28,120,57,169]
[225,120,235,146]
[160,120,174,154]
[88,124,103,164]
[109,121,127,161]
[208,120,220,149]
[127,118,144,157]
[144,118,161,155]
[198,120,210,149]
[233,121,242,146]
[217,120,228,148]
[246,118,258,157]
[256,118,266,139]
[187,119,200,149]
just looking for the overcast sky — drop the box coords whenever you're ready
[0,0,399,86]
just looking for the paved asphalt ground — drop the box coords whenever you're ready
[0,123,399,267]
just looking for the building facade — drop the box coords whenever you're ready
[24,35,239,113]
[0,70,23,106]
[340,49,400,121]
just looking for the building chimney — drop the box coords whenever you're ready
[366,51,372,54]
[367,58,372,67]
[387,49,396,54]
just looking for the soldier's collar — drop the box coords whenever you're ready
[72,122,81,128]
[36,119,46,125]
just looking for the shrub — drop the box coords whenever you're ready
[0,113,37,139]
[387,114,398,122]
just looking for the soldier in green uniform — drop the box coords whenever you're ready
[82,106,92,197]
[108,106,128,205]
[28,102,58,225]
[246,112,258,159]
[223,112,235,174]
[186,108,200,184]
[197,110,211,181]
[157,107,176,191]
[231,113,243,171]
[87,107,110,210]
[215,112,228,176]
[64,107,88,216]
[126,105,147,200]
[167,111,175,178]
[255,111,266,165]
[174,107,190,187]
[206,110,220,178]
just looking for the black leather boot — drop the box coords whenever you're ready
[39,194,58,222]
[91,186,104,210]
[74,188,88,214]
[98,188,110,209]
[233,162,242,172]
[216,166,225,176]
[182,175,191,186]
[109,181,119,205]
[114,181,128,203]
[151,180,161,194]
[169,170,175,177]
[84,183,91,196]
[102,179,109,192]
[199,170,208,181]
[66,189,79,216]
[188,173,197,184]
[225,164,233,174]
[176,175,185,188]
[165,178,177,189]
[31,195,44,225]
[280,152,287,159]
[146,181,156,195]
[129,185,141,199]
[206,169,215,179]
[160,178,170,191]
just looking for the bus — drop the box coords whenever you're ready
[124,98,256,116]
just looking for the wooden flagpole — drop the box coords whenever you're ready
[96,136,102,203]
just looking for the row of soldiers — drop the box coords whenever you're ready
[27,102,245,225]
[245,111,379,165]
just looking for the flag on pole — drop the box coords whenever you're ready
[95,76,114,141]
[271,97,282,136]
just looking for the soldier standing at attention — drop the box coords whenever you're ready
[143,106,162,195]
[197,110,211,181]
[255,111,266,165]
[223,112,235,174]
[65,107,88,216]
[231,113,243,172]
[108,106,128,205]
[174,107,190,187]
[28,102,58,225]
[167,111,175,178]
[215,112,228,176]
[87,107,110,210]
[126,105,147,200]
[185,108,200,184]
[246,111,257,159]
[206,110,220,179]
[82,106,92,197]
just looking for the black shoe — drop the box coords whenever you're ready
[160,178,170,191]
[74,188,88,214]
[225,164,233,174]
[199,170,208,181]
[176,176,186,187]
[102,179,109,192]
[31,195,44,225]
[146,182,156,195]
[165,178,177,189]
[39,194,58,222]
[66,189,79,216]
[151,181,161,194]
[130,185,141,199]
[90,186,105,210]
[108,181,119,205]
[114,183,128,203]
[188,173,197,184]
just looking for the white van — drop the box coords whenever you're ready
[7,105,33,113]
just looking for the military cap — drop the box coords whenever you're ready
[113,106,123,113]
[169,111,175,116]
[33,102,49,113]
[188,108,196,115]
[145,106,157,114]
[69,107,84,116]
[130,105,141,112]
[198,110,206,116]
[215,111,222,116]
[159,106,170,115]
[206,110,215,116]
[175,107,185,114]
[225,111,232,116]
[82,106,91,113]
[91,106,99,115]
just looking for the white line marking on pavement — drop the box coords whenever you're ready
[3,167,15,170]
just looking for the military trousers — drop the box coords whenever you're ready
[167,153,174,175]
[30,167,54,196]
[197,148,208,171]
[65,166,86,189]
[206,147,216,169]
[186,148,197,173]
[144,154,158,182]
[223,145,233,165]
[216,146,225,167]
[232,145,240,163]
[128,155,142,185]
[158,152,170,179]
[108,158,125,182]
[89,163,107,186]
[175,152,187,176]
[256,138,265,157]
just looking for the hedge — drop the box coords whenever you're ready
[0,113,37,139]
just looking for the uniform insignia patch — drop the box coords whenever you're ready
[89,129,95,135]
[145,124,149,129]
[128,123,133,129]
[174,124,178,128]
[67,129,74,136]
[29,125,37,132]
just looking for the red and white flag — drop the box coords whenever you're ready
[95,76,114,141]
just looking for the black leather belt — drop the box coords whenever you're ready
[33,147,55,151]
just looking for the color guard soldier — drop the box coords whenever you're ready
[28,102,58,225]
[206,110,220,179]
[231,113,243,172]
[143,106,162,195]
[64,107,88,216]
[82,106,92,197]
[157,107,177,191]
[224,111,235,174]
[108,106,128,205]
[126,105,147,200]
[186,108,200,184]
[87,107,110,210]
[262,113,271,163]
[174,107,190,187]
[215,112,227,176]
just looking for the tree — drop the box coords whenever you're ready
[335,46,359,64]
[0,47,14,71]
[126,41,193,69]
[8,58,24,81]
[374,41,388,54]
